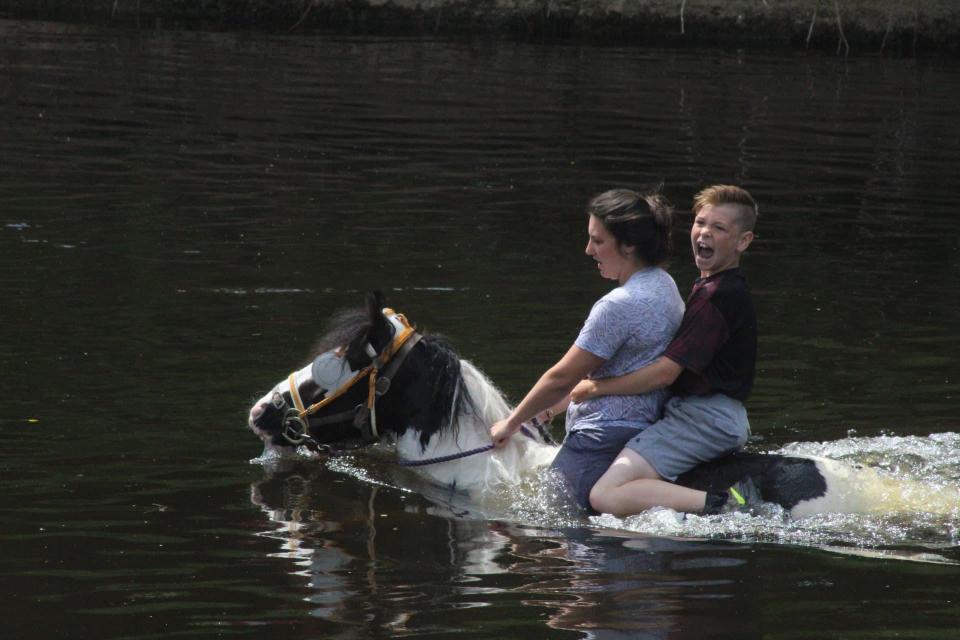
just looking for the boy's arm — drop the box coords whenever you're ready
[570,356,683,402]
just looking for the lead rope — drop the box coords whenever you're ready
[396,418,547,468]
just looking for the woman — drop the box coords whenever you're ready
[490,188,684,511]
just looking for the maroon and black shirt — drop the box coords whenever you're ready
[663,268,757,402]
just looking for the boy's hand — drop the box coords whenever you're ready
[570,379,598,403]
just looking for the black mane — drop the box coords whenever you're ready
[404,333,476,449]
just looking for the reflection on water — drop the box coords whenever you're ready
[254,427,960,563]
[250,463,751,638]
[4,19,960,640]
[250,444,959,639]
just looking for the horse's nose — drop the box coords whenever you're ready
[249,403,265,423]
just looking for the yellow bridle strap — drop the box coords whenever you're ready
[293,313,418,419]
[297,367,372,417]
[379,325,415,363]
[288,372,307,414]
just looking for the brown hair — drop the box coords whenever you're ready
[587,189,674,266]
[693,185,758,232]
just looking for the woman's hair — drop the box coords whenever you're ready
[586,188,674,266]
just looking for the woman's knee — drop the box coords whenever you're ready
[588,482,613,514]
[588,486,605,513]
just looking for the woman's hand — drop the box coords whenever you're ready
[570,378,599,403]
[490,419,517,449]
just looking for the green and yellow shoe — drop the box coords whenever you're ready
[701,476,761,515]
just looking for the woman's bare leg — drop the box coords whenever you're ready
[589,448,707,517]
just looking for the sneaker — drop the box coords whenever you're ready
[701,475,761,515]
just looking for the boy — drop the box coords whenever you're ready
[570,184,758,516]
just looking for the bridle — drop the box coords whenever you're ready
[269,308,556,467]
[275,309,422,450]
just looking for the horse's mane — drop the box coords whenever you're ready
[413,333,476,448]
[308,306,475,449]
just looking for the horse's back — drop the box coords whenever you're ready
[676,452,829,511]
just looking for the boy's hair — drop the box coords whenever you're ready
[587,188,674,266]
[693,185,758,232]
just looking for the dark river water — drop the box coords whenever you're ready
[2,19,960,639]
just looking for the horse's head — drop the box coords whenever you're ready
[248,291,417,453]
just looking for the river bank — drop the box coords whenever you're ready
[4,0,959,54]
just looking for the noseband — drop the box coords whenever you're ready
[277,309,422,449]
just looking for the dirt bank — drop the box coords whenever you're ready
[4,0,958,53]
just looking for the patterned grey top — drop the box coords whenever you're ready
[567,267,684,433]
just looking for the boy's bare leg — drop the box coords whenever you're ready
[589,448,707,517]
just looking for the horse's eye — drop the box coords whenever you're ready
[271,392,286,410]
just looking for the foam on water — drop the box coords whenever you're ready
[578,433,959,560]
[253,433,960,561]
[779,432,960,515]
[497,432,960,560]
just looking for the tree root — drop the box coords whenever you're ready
[806,0,819,48]
[880,7,893,53]
[834,0,850,56]
[289,0,319,33]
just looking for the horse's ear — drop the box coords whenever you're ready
[365,290,386,322]
[345,292,388,368]
[366,290,392,345]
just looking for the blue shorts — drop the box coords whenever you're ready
[550,426,642,512]
[626,394,750,481]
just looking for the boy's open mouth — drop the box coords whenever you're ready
[696,242,714,259]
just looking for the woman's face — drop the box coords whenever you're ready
[585,215,637,284]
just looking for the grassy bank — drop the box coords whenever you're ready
[4,0,958,53]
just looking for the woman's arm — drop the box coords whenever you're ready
[570,356,683,403]
[490,345,603,448]
[545,396,571,421]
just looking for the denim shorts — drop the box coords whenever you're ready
[626,394,750,481]
[550,425,642,512]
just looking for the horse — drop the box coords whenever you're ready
[248,291,557,496]
[247,292,938,519]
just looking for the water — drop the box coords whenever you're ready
[2,19,959,638]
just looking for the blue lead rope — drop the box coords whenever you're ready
[396,425,538,468]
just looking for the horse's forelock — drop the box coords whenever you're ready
[309,308,370,360]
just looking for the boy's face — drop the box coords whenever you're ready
[690,204,754,277]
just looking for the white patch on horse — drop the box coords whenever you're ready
[292,363,313,391]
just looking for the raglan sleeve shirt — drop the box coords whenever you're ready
[575,295,635,362]
[662,289,729,374]
[662,269,757,401]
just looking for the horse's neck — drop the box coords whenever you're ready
[394,359,556,494]
[458,359,512,426]
[397,359,508,452]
